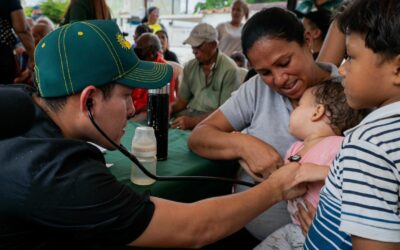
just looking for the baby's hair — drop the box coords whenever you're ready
[312,80,368,135]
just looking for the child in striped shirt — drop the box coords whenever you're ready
[304,0,400,249]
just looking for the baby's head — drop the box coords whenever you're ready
[313,80,368,135]
[289,80,368,139]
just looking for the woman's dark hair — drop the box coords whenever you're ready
[135,24,152,37]
[242,7,305,57]
[312,80,368,135]
[155,29,168,39]
[337,0,400,62]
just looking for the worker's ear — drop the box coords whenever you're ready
[79,85,97,115]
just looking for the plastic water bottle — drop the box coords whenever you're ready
[130,126,157,185]
[147,83,169,160]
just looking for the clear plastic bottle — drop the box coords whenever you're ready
[130,126,157,185]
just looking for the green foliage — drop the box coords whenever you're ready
[247,0,285,3]
[194,0,285,12]
[24,6,33,17]
[39,0,68,24]
[194,0,234,13]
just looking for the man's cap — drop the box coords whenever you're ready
[183,23,218,47]
[35,20,173,98]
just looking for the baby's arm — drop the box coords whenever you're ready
[294,163,329,186]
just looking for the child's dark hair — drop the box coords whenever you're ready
[312,80,368,135]
[337,0,400,62]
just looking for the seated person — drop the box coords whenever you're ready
[131,33,180,121]
[31,23,52,46]
[170,23,241,130]
[133,24,152,44]
[155,29,179,63]
[302,9,332,59]
[230,51,248,83]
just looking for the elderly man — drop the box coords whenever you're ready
[31,23,52,45]
[170,23,240,130]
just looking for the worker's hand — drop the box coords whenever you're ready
[267,162,306,200]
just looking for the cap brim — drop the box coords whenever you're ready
[183,36,205,47]
[116,60,173,89]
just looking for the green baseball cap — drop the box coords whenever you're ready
[34,20,173,98]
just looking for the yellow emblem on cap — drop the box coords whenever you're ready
[41,43,46,48]
[78,31,84,36]
[117,33,131,50]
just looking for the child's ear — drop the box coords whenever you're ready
[393,55,400,86]
[311,104,326,121]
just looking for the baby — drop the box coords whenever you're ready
[255,80,368,250]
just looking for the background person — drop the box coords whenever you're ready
[133,23,152,44]
[316,0,351,66]
[156,29,179,63]
[61,0,111,25]
[0,20,305,249]
[131,33,180,121]
[141,6,166,34]
[0,0,35,84]
[170,23,241,130]
[31,22,51,45]
[230,51,248,83]
[302,9,332,59]
[189,7,340,241]
[216,0,249,56]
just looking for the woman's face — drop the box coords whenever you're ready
[247,37,314,100]
[231,2,245,23]
[156,32,168,51]
[148,8,159,23]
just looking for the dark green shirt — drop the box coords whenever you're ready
[61,0,96,25]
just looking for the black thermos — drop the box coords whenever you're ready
[147,83,169,160]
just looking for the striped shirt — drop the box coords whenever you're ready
[305,102,400,249]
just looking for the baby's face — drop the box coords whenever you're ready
[289,87,316,140]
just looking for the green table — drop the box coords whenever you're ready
[105,122,239,202]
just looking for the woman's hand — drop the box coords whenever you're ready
[296,200,317,236]
[240,136,283,179]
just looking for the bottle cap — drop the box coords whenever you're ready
[132,126,157,157]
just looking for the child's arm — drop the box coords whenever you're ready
[296,199,317,236]
[352,236,400,250]
[293,163,329,185]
